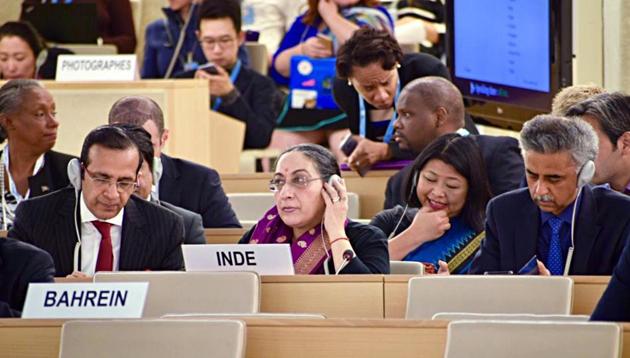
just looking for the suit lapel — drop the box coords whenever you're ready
[55,189,82,275]
[571,186,600,273]
[119,199,149,270]
[158,154,181,204]
[513,194,540,269]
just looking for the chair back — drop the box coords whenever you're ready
[162,312,326,320]
[94,271,260,317]
[406,276,573,319]
[59,319,246,358]
[390,261,424,275]
[445,320,621,358]
[433,312,589,322]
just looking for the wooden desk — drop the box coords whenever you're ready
[220,170,396,219]
[2,319,629,358]
[40,80,245,174]
[383,275,611,318]
[203,228,246,244]
[260,276,384,318]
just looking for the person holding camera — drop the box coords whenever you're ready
[174,0,281,150]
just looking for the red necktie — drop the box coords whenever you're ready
[92,221,113,272]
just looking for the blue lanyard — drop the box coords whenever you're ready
[212,59,242,110]
[358,80,400,143]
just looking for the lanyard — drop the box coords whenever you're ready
[358,79,400,143]
[212,59,242,110]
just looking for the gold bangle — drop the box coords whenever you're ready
[329,237,349,246]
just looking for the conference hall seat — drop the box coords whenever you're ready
[94,271,259,318]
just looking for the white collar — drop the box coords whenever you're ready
[79,191,124,226]
[2,146,46,201]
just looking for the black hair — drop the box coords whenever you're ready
[275,143,341,180]
[79,125,143,175]
[109,123,154,172]
[0,21,46,57]
[198,0,242,32]
[336,27,403,79]
[403,134,491,232]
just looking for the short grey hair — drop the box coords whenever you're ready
[0,79,42,116]
[520,114,598,171]
[0,79,44,143]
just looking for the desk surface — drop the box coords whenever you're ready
[1,319,628,358]
[52,275,609,319]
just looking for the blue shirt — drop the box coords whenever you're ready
[537,199,579,270]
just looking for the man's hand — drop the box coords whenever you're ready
[65,271,92,280]
[194,64,235,98]
[537,260,551,276]
[347,137,391,173]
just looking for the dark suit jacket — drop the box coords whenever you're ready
[175,66,281,149]
[159,154,240,229]
[469,186,630,275]
[159,200,205,245]
[591,239,630,322]
[0,150,76,198]
[0,238,55,316]
[384,135,524,209]
[9,188,185,277]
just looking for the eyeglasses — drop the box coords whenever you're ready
[84,167,137,193]
[269,175,324,193]
[199,36,235,50]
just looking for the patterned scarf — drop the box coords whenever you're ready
[248,206,333,274]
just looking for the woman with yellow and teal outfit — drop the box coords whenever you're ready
[370,134,492,274]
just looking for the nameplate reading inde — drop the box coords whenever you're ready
[183,244,295,275]
[22,282,148,319]
[55,54,137,81]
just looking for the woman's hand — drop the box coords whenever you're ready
[318,0,340,22]
[301,37,333,58]
[409,206,451,244]
[321,176,348,239]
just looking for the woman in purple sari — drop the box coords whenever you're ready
[239,144,389,274]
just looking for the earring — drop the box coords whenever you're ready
[347,79,352,86]
[396,63,401,69]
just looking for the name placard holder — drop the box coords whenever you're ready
[22,282,148,319]
[55,54,137,81]
[183,244,295,275]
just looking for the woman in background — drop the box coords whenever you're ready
[0,21,73,80]
[240,143,389,274]
[0,80,75,229]
[370,134,491,274]
[268,0,393,161]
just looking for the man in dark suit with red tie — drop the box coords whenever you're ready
[8,126,184,277]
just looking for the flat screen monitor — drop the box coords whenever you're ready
[446,0,572,129]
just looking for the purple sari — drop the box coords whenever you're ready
[248,206,332,274]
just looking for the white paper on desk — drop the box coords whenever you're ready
[55,54,136,81]
[183,244,295,275]
[22,282,148,319]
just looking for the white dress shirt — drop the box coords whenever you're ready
[79,192,124,275]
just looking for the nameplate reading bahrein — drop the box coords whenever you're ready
[183,244,295,275]
[21,282,148,319]
[55,54,137,81]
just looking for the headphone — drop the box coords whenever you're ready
[34,49,48,78]
[67,158,83,272]
[563,159,595,275]
[163,3,199,78]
